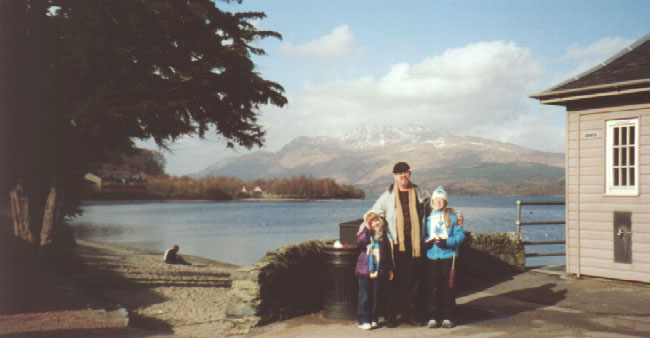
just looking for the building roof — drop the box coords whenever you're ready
[531,33,650,104]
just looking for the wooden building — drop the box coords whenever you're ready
[530,33,650,282]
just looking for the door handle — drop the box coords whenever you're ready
[617,228,632,238]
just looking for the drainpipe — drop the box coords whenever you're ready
[576,112,582,278]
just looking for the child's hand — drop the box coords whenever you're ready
[388,271,394,281]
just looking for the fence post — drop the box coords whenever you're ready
[516,200,522,235]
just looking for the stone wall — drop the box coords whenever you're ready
[457,232,526,288]
[225,232,525,334]
[225,240,328,334]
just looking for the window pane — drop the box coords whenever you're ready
[607,120,638,193]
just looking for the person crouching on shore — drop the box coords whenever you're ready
[354,211,395,330]
[164,245,191,265]
[422,186,464,329]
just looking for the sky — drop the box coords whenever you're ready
[137,0,650,176]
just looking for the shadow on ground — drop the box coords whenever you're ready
[458,282,567,325]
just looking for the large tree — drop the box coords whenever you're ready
[0,0,287,254]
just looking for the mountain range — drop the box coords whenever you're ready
[197,125,565,195]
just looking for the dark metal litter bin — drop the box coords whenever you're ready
[323,245,359,319]
[339,219,363,247]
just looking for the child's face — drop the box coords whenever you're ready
[369,217,382,231]
[432,198,447,211]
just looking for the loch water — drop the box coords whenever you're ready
[68,195,565,267]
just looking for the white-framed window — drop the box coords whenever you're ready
[605,118,639,195]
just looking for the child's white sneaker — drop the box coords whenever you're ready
[427,319,438,328]
[358,323,372,330]
[371,321,378,328]
[441,319,454,328]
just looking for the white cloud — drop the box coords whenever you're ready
[268,41,543,134]
[560,37,634,78]
[278,24,366,59]
[257,40,558,152]
[464,104,566,153]
[151,40,563,175]
[563,37,632,60]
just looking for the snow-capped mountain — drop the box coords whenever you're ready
[340,125,439,149]
[197,126,565,195]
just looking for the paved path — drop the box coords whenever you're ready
[252,268,650,337]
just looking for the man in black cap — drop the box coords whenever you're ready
[361,161,430,327]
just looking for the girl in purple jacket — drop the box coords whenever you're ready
[355,211,395,330]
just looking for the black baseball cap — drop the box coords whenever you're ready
[392,162,410,174]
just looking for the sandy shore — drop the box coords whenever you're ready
[0,239,240,337]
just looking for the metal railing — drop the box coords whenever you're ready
[516,200,566,258]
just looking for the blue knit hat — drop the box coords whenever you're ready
[431,186,447,201]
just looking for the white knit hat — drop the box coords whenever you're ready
[364,211,383,225]
[431,185,447,201]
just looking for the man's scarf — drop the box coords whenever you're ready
[394,186,421,257]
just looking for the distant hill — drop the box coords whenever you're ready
[196,125,565,195]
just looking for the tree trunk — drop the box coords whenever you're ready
[10,182,35,245]
[40,185,59,247]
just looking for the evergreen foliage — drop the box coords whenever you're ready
[0,0,287,250]
[97,148,167,176]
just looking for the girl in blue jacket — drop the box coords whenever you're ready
[421,186,465,329]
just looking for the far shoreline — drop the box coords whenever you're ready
[79,194,562,206]
[80,197,365,205]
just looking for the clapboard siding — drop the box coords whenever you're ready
[579,157,601,168]
[579,147,603,160]
[576,185,602,194]
[580,248,612,260]
[636,242,650,254]
[641,154,650,166]
[580,239,610,249]
[580,229,613,240]
[575,220,650,234]
[564,104,650,282]
[580,266,650,282]
[579,194,650,204]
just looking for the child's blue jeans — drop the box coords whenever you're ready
[358,277,380,324]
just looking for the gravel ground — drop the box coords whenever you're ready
[0,239,239,337]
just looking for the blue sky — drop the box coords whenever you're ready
[139,0,650,175]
